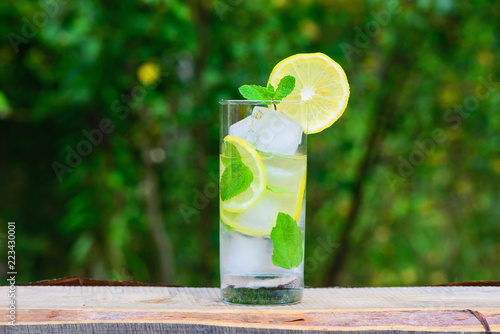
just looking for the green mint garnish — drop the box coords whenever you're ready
[220,155,231,167]
[238,85,271,100]
[225,141,241,158]
[221,221,236,232]
[267,83,275,95]
[239,75,296,101]
[266,185,294,194]
[221,141,240,167]
[220,142,254,201]
[270,212,303,269]
[275,75,296,100]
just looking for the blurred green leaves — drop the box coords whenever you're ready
[0,0,498,286]
[0,90,11,119]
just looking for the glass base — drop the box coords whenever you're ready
[221,274,303,305]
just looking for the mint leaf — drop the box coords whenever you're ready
[275,75,296,100]
[266,185,294,194]
[267,83,275,96]
[239,85,273,100]
[221,142,241,167]
[270,212,303,269]
[221,155,231,167]
[220,159,253,201]
[224,141,241,158]
[238,76,296,101]
[220,141,254,201]
[221,221,236,232]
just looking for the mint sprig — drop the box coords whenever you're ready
[275,75,296,100]
[239,75,296,101]
[220,142,253,201]
[270,212,303,269]
[238,85,271,100]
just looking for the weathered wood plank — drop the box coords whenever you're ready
[6,286,500,310]
[1,286,499,333]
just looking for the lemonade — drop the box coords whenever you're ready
[221,154,306,304]
[220,103,307,304]
[219,53,349,304]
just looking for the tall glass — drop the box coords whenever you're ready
[219,100,306,305]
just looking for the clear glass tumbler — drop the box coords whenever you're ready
[219,100,306,305]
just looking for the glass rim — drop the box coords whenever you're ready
[219,99,304,105]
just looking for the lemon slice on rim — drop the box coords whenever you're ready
[220,135,266,212]
[268,52,350,134]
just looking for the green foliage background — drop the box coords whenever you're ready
[0,0,499,286]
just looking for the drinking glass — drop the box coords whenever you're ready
[219,100,306,305]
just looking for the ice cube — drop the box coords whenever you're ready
[228,116,251,141]
[247,107,303,156]
[220,230,272,274]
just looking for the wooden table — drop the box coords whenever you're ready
[1,286,499,333]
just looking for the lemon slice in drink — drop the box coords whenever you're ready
[294,167,307,220]
[220,135,266,212]
[268,52,350,134]
[221,156,307,236]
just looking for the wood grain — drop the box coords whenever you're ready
[1,286,499,333]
